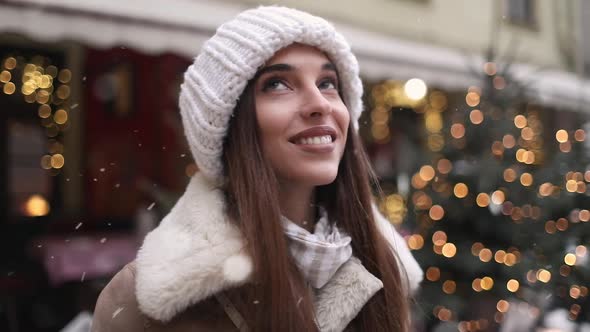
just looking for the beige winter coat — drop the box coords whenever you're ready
[91,174,423,332]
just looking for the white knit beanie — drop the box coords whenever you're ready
[179,6,364,181]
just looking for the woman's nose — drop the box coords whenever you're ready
[300,86,333,118]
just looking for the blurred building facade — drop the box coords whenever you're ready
[0,0,589,331]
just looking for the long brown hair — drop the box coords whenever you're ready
[223,79,410,331]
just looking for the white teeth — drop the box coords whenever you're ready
[297,135,332,145]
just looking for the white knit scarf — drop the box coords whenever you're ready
[281,208,353,289]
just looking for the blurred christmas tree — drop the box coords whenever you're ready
[366,53,590,331]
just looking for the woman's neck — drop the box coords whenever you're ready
[278,182,316,232]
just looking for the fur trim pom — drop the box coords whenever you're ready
[223,253,253,283]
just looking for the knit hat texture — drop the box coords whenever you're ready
[179,6,364,181]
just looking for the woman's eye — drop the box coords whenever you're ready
[262,78,288,91]
[319,78,338,90]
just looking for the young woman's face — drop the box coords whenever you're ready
[254,43,350,187]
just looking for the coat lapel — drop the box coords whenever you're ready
[134,174,422,330]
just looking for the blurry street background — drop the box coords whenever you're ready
[1,0,589,331]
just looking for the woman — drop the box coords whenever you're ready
[92,6,423,332]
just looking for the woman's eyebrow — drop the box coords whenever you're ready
[322,63,337,72]
[255,62,337,80]
[255,63,293,80]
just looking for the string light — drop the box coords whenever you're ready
[506,279,519,292]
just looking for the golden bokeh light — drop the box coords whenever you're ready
[471,242,484,256]
[503,168,517,182]
[437,158,452,174]
[545,220,557,234]
[494,250,506,263]
[432,231,447,246]
[46,65,58,78]
[566,179,578,192]
[476,193,490,207]
[404,78,427,100]
[442,243,457,258]
[39,75,53,89]
[556,129,569,143]
[560,141,572,153]
[412,191,433,210]
[504,253,517,266]
[54,109,68,124]
[469,109,484,124]
[454,183,468,198]
[483,62,496,75]
[3,82,15,95]
[556,218,568,231]
[56,85,71,99]
[576,245,587,257]
[496,300,510,313]
[481,276,494,290]
[502,134,516,149]
[38,104,51,118]
[429,91,448,110]
[570,285,581,299]
[514,115,527,129]
[538,182,553,197]
[427,134,445,152]
[466,92,480,107]
[491,190,505,204]
[520,173,533,186]
[451,123,466,139]
[50,154,65,169]
[426,267,441,281]
[40,155,52,169]
[24,194,50,217]
[491,141,504,156]
[564,253,577,266]
[58,69,72,83]
[521,127,534,140]
[437,308,452,321]
[36,90,50,104]
[407,234,424,250]
[425,110,443,133]
[4,56,17,70]
[536,269,551,283]
[472,278,483,292]
[574,129,585,142]
[506,279,519,292]
[419,165,436,181]
[479,248,492,262]
[442,280,456,294]
[429,205,445,221]
[515,148,526,162]
[0,70,11,83]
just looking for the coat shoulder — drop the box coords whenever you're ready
[92,262,147,332]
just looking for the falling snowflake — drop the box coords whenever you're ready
[81,272,86,282]
[100,238,107,244]
[147,202,155,211]
[71,103,79,109]
[75,222,83,230]
[100,168,106,172]
[112,307,124,319]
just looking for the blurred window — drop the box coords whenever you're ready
[506,0,536,26]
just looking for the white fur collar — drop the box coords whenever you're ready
[135,174,423,331]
